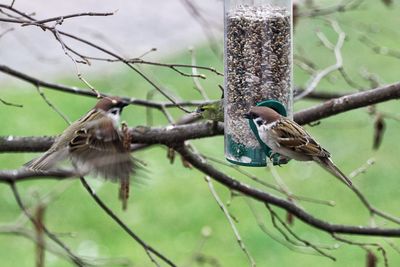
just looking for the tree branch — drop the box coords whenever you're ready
[79,177,176,267]
[175,144,400,237]
[0,65,216,109]
[294,82,400,125]
[0,169,76,183]
[2,80,400,153]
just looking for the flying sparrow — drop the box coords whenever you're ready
[25,96,137,209]
[244,106,353,187]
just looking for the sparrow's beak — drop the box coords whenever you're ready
[120,101,130,108]
[243,112,254,119]
[195,106,205,113]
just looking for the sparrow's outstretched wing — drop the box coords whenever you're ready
[24,145,68,171]
[271,118,330,158]
[69,113,135,182]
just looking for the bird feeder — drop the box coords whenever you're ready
[224,0,293,166]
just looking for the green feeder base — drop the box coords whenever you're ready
[225,99,290,167]
[225,134,267,167]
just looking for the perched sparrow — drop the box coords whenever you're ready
[25,96,136,209]
[245,106,352,187]
[196,99,224,122]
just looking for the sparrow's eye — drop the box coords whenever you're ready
[254,118,263,126]
[110,108,119,115]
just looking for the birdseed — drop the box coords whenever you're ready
[225,5,292,155]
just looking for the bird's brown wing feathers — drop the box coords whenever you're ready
[69,114,135,181]
[270,118,352,188]
[272,118,330,158]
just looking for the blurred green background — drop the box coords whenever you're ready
[1,0,400,266]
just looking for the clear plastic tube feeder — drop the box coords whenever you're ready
[224,0,293,166]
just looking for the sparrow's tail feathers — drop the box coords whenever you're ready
[315,157,353,188]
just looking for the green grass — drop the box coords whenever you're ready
[1,0,400,266]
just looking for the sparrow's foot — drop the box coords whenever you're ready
[269,153,290,166]
[121,122,131,151]
[269,152,279,162]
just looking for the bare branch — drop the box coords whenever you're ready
[204,176,256,267]
[189,48,210,100]
[21,11,115,26]
[175,144,400,237]
[179,0,221,56]
[298,0,365,17]
[3,77,400,153]
[294,82,400,125]
[204,155,335,207]
[0,169,76,183]
[349,158,375,179]
[35,86,71,125]
[89,57,223,78]
[247,199,336,256]
[0,4,191,112]
[0,27,14,38]
[0,65,215,109]
[0,224,132,266]
[360,35,400,59]
[0,97,23,107]
[79,177,176,267]
[332,234,389,267]
[265,204,336,261]
[9,182,86,266]
[295,20,346,100]
[295,88,350,101]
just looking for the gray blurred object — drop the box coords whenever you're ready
[0,0,222,83]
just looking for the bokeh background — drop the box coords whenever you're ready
[1,0,400,266]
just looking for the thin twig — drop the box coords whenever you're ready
[79,177,176,267]
[179,0,221,56]
[21,12,115,26]
[9,182,86,266]
[204,176,256,267]
[246,199,336,257]
[0,4,191,112]
[175,144,400,237]
[205,155,335,207]
[189,47,209,100]
[349,158,375,179]
[0,27,14,38]
[0,64,216,109]
[0,97,23,107]
[295,20,346,100]
[35,86,71,125]
[265,204,336,261]
[338,67,364,90]
[360,35,400,59]
[83,56,223,78]
[298,0,365,17]
[332,234,389,267]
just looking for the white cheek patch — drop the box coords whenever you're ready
[257,121,278,148]
[107,109,121,125]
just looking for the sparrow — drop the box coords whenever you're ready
[196,99,224,122]
[25,96,136,209]
[244,106,353,187]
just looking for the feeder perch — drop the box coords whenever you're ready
[224,0,293,166]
